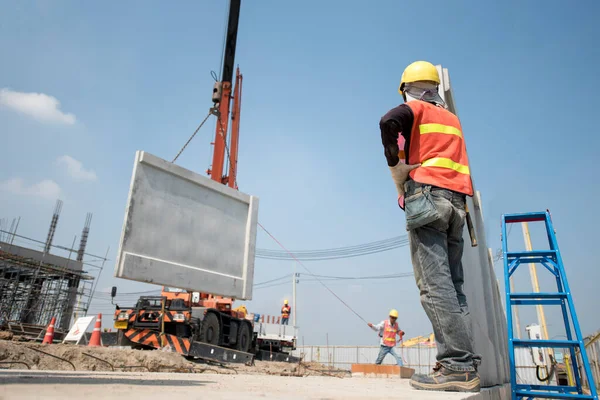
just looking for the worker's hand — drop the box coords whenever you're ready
[399,330,405,339]
[389,161,420,196]
[368,323,373,328]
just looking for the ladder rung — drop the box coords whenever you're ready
[513,339,579,348]
[517,383,581,392]
[510,293,567,306]
[511,299,563,306]
[510,292,567,299]
[516,390,593,399]
[503,212,547,223]
[506,250,556,258]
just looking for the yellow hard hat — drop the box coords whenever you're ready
[284,299,288,305]
[389,309,399,318]
[398,61,440,95]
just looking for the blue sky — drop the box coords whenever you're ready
[1,0,599,346]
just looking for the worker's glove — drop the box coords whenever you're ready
[389,161,420,197]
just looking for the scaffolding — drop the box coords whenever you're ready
[0,248,94,336]
[0,201,107,341]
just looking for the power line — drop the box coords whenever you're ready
[254,274,291,286]
[254,281,289,290]
[304,272,414,281]
[256,235,409,261]
[257,235,406,255]
[252,272,414,291]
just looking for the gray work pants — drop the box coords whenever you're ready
[403,180,481,372]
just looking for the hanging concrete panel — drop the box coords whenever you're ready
[114,151,259,300]
[436,65,510,387]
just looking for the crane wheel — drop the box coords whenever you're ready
[200,312,221,346]
[236,321,251,353]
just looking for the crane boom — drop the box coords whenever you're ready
[221,0,241,84]
[208,0,242,188]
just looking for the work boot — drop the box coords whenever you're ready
[410,362,480,392]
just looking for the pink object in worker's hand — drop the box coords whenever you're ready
[397,134,406,209]
[397,135,406,161]
[398,195,405,209]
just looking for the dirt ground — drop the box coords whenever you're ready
[0,339,347,377]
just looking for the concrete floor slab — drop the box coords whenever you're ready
[0,370,509,399]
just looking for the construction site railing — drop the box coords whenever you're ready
[292,344,437,375]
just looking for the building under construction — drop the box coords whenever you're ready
[0,200,105,340]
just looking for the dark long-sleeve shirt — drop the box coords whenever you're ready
[379,104,415,167]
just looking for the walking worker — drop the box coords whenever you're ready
[378,60,481,392]
[368,309,405,366]
[281,299,291,325]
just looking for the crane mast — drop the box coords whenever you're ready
[208,0,242,190]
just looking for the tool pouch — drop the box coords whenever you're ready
[403,181,440,231]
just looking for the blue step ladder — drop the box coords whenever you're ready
[502,211,598,399]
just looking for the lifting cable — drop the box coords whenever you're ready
[172,111,213,163]
[257,222,369,325]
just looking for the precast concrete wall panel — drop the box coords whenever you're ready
[114,151,259,300]
[436,65,510,387]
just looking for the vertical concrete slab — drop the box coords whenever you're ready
[435,65,510,388]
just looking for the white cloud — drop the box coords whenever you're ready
[56,155,97,181]
[0,88,76,125]
[0,178,62,200]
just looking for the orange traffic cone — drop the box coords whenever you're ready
[41,316,56,344]
[88,313,102,347]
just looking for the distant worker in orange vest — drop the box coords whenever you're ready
[379,61,481,393]
[281,299,291,325]
[368,309,405,367]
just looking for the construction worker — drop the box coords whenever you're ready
[378,61,481,393]
[368,309,404,366]
[281,299,291,325]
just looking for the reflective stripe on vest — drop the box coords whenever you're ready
[405,100,473,196]
[382,320,398,347]
[421,157,470,175]
[419,123,462,137]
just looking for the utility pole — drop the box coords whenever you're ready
[510,279,522,339]
[522,222,552,357]
[292,271,297,327]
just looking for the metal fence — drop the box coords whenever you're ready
[514,344,600,390]
[293,345,597,386]
[578,331,600,390]
[292,345,437,375]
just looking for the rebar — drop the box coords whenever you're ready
[82,352,114,371]
[0,361,31,369]
[26,346,76,370]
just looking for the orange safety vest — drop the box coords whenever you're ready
[382,320,400,347]
[404,100,473,196]
[281,305,290,318]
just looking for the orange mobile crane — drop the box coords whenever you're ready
[111,0,299,363]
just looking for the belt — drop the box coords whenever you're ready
[408,178,466,200]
